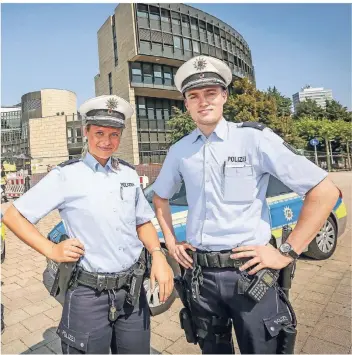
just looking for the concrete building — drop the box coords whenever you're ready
[11,88,82,174]
[293,86,333,112]
[1,104,22,159]
[94,3,255,165]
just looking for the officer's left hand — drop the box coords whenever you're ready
[231,244,293,275]
[150,253,174,303]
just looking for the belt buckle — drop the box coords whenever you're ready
[96,275,107,291]
[232,258,243,268]
[207,253,220,268]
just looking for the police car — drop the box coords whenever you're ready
[48,175,347,315]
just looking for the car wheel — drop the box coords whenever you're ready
[144,248,181,316]
[304,216,337,260]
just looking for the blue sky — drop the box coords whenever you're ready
[1,3,351,109]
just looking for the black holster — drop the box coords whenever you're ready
[43,234,78,306]
[174,276,198,344]
[277,323,297,354]
[278,225,296,298]
[126,249,147,306]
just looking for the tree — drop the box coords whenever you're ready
[293,99,325,120]
[167,107,195,144]
[267,86,292,117]
[336,120,352,169]
[224,78,277,126]
[295,118,340,171]
[325,99,352,122]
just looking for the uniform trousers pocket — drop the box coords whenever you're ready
[57,322,90,352]
[263,310,292,339]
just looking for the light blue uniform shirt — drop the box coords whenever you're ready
[14,152,155,272]
[153,118,328,251]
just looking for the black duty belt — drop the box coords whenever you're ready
[76,269,131,292]
[186,250,250,269]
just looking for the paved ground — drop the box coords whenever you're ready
[1,172,351,354]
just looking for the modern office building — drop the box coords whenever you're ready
[292,86,333,112]
[94,3,255,164]
[1,104,22,159]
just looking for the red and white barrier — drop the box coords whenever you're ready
[139,175,149,189]
[5,178,25,198]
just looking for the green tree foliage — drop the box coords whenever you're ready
[167,107,195,144]
[325,99,352,122]
[293,99,325,120]
[267,86,292,117]
[224,78,277,125]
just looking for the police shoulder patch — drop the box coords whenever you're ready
[58,158,80,168]
[240,121,266,131]
[118,159,136,170]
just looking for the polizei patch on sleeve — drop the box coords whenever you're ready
[283,142,299,155]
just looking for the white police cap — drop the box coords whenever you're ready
[174,55,232,94]
[79,95,134,129]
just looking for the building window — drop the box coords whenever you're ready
[142,63,153,84]
[163,66,172,86]
[199,20,206,42]
[154,65,162,85]
[137,4,148,18]
[183,38,191,51]
[137,97,147,118]
[192,40,200,53]
[160,9,171,31]
[173,36,182,49]
[181,14,190,36]
[76,127,82,142]
[190,17,198,30]
[130,62,178,87]
[149,6,160,30]
[113,41,118,66]
[67,128,73,143]
[171,12,180,25]
[131,62,142,83]
[136,96,186,164]
[108,72,113,94]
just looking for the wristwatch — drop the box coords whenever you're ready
[279,242,299,260]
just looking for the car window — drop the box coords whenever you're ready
[266,175,292,198]
[143,181,188,206]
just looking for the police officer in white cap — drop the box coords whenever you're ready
[3,95,174,354]
[152,55,339,354]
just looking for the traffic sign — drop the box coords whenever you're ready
[310,138,319,146]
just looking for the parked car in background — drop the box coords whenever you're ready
[48,175,347,315]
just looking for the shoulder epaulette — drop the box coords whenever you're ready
[240,122,266,131]
[58,158,80,168]
[118,159,135,170]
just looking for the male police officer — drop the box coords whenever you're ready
[3,95,174,354]
[152,56,339,354]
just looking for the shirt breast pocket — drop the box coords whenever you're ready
[121,186,137,224]
[223,164,256,203]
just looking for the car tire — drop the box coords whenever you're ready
[144,248,181,316]
[304,216,337,260]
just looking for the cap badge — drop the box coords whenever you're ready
[106,98,119,115]
[193,58,207,72]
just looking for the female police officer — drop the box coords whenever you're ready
[3,95,174,354]
[152,56,340,354]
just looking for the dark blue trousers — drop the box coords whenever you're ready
[57,285,150,354]
[185,267,293,354]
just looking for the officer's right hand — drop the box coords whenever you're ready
[168,242,195,269]
[49,238,85,263]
